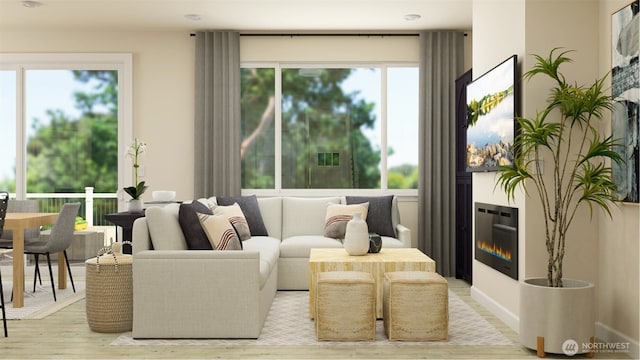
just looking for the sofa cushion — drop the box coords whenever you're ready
[145,204,188,250]
[198,213,243,250]
[346,195,397,237]
[243,236,280,287]
[178,201,214,250]
[323,203,369,239]
[212,203,251,241]
[257,197,282,239]
[279,236,343,258]
[215,195,269,236]
[282,197,341,238]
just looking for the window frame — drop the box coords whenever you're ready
[0,53,132,208]
[241,61,418,197]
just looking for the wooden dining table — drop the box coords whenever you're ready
[4,212,66,308]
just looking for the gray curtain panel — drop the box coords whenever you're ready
[194,31,242,198]
[418,31,465,276]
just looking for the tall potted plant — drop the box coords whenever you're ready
[497,48,622,356]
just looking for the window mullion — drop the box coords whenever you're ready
[274,65,282,191]
[16,66,26,199]
[380,65,388,190]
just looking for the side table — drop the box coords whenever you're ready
[85,242,133,333]
[104,211,145,254]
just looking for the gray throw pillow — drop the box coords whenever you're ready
[216,195,269,236]
[346,195,396,237]
[178,201,213,250]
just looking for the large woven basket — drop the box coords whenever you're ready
[85,242,133,333]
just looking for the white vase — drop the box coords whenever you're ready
[520,278,595,356]
[344,212,369,256]
[128,199,144,213]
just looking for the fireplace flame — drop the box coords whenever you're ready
[477,240,512,262]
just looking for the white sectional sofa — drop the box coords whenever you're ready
[131,195,410,339]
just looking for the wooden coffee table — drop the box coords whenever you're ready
[309,248,436,318]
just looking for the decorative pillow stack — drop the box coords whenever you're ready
[175,195,270,251]
[215,195,269,236]
[323,203,369,239]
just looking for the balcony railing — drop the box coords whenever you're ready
[20,187,118,227]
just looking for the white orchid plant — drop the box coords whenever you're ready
[123,138,148,200]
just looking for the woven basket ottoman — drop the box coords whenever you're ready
[85,242,133,333]
[383,271,448,341]
[315,271,376,341]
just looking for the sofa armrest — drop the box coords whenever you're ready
[396,224,411,248]
[132,217,152,254]
[133,250,262,338]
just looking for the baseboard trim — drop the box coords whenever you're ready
[595,321,639,360]
[470,285,519,332]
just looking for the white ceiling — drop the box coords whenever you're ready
[0,0,473,32]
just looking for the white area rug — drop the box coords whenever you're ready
[112,290,514,346]
[1,264,86,320]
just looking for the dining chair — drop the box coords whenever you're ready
[0,191,9,337]
[0,248,9,338]
[0,199,44,288]
[24,202,80,302]
[0,199,40,248]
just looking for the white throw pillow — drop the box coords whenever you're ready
[145,203,187,250]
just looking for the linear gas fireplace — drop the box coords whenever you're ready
[475,202,518,280]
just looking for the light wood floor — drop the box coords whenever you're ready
[0,271,630,359]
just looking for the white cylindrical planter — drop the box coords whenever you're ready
[520,278,595,356]
[343,213,369,256]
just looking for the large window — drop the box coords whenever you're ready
[0,54,132,218]
[241,64,418,193]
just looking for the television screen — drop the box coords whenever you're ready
[466,55,518,172]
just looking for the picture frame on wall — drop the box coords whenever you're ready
[612,0,640,203]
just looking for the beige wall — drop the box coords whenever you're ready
[472,0,639,350]
[471,0,526,327]
[597,0,640,345]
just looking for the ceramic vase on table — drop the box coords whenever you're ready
[128,199,144,213]
[344,212,369,256]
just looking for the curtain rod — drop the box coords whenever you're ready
[190,32,468,37]
[187,32,419,37]
[239,33,419,37]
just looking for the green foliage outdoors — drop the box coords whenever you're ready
[0,70,119,222]
[241,67,417,189]
[496,48,622,287]
[388,164,419,189]
[24,70,118,194]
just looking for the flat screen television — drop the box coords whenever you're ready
[466,55,518,172]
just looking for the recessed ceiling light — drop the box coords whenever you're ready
[403,14,421,21]
[184,14,202,21]
[22,0,43,7]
